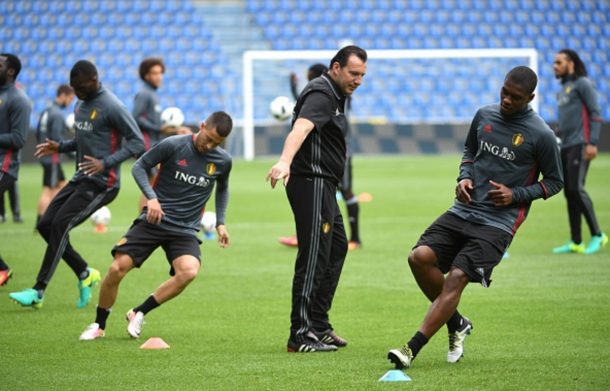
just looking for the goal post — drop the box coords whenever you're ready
[242,48,538,161]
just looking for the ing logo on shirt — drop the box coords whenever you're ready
[90,109,98,120]
[206,163,216,176]
[322,222,330,234]
[512,133,524,147]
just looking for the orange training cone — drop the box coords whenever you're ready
[93,224,107,233]
[140,337,170,349]
[358,192,373,203]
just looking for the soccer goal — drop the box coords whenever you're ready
[242,49,538,160]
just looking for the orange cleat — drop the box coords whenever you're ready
[279,236,298,247]
[0,269,12,287]
[348,241,361,251]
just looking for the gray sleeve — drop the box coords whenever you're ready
[214,160,232,225]
[132,139,174,200]
[0,94,31,149]
[132,92,159,132]
[58,138,77,152]
[579,79,603,145]
[48,111,65,142]
[512,129,564,203]
[457,111,480,182]
[103,104,145,169]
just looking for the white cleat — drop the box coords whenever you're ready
[447,317,473,363]
[126,309,145,339]
[79,323,105,341]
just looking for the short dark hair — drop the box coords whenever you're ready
[57,84,74,96]
[0,53,22,79]
[329,45,367,69]
[505,66,538,94]
[70,60,98,79]
[139,57,165,81]
[206,111,233,137]
[308,63,327,79]
[558,49,588,78]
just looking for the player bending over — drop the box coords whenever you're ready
[79,111,233,340]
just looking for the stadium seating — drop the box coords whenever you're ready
[1,0,608,128]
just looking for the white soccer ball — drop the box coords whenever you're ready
[161,107,185,128]
[90,206,111,226]
[65,113,75,133]
[269,96,294,121]
[201,211,216,234]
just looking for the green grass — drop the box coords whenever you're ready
[1,154,609,391]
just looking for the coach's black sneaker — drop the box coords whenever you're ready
[388,345,413,369]
[312,329,347,347]
[447,317,473,363]
[287,331,338,353]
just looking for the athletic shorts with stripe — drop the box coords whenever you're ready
[41,162,65,188]
[414,211,512,287]
[112,219,202,276]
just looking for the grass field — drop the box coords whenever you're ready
[1,154,609,391]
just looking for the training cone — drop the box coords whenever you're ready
[358,192,373,203]
[378,370,411,382]
[140,337,170,349]
[93,224,107,233]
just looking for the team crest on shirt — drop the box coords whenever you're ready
[322,222,330,234]
[90,109,98,119]
[0,99,2,105]
[566,86,571,94]
[116,237,127,246]
[206,163,216,176]
[512,133,524,147]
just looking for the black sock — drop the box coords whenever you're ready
[0,256,8,271]
[95,306,112,330]
[345,197,360,243]
[407,331,429,358]
[79,269,89,280]
[33,282,47,298]
[446,310,464,333]
[35,215,41,232]
[133,295,160,315]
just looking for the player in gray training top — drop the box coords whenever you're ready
[388,66,564,370]
[552,49,607,255]
[0,53,31,287]
[79,111,233,341]
[35,84,75,227]
[9,60,145,310]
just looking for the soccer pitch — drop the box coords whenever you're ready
[1,155,609,391]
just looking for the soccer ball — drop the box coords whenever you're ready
[269,96,294,121]
[65,113,75,133]
[161,107,185,128]
[90,206,111,226]
[201,211,216,234]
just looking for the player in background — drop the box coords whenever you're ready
[0,180,22,223]
[0,53,31,286]
[133,58,192,211]
[279,63,362,250]
[79,111,233,340]
[35,84,75,229]
[388,67,564,369]
[552,49,607,255]
[9,60,144,309]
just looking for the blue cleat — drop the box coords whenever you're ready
[77,268,101,308]
[585,233,608,254]
[552,241,585,254]
[9,288,44,309]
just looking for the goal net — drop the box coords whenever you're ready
[241,49,538,160]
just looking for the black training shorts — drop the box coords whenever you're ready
[112,219,202,276]
[414,211,512,287]
[42,162,65,188]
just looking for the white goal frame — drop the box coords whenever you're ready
[242,49,538,161]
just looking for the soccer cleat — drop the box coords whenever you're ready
[388,345,413,369]
[585,233,608,254]
[447,317,473,363]
[77,268,101,308]
[287,331,338,353]
[552,241,585,254]
[0,269,12,287]
[348,241,361,251]
[126,309,145,339]
[279,236,298,247]
[9,288,44,309]
[79,323,105,341]
[312,329,347,347]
